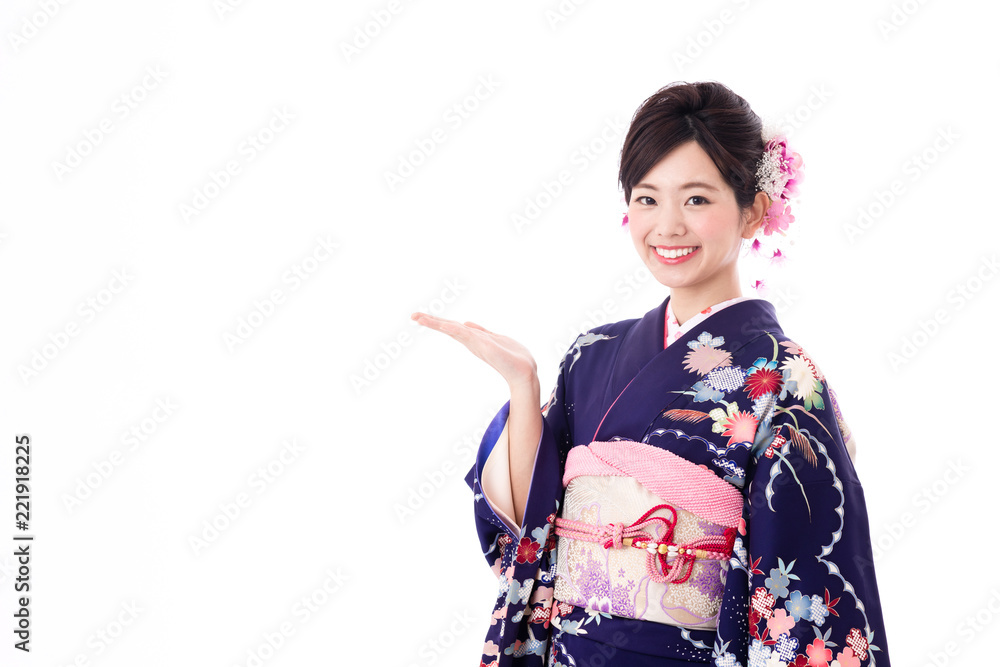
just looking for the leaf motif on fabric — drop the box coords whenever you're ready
[660,408,711,423]
[788,427,818,467]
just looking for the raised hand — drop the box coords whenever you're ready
[410,312,538,389]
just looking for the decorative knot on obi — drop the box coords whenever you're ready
[555,504,736,585]
[553,440,744,631]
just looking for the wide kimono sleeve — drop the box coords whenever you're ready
[463,338,578,666]
[714,340,891,667]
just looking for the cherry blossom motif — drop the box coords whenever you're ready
[767,609,795,640]
[761,200,795,236]
[751,587,776,620]
[774,633,800,661]
[834,647,861,667]
[805,637,832,666]
[516,537,540,564]
[748,638,772,666]
[715,652,739,667]
[845,628,869,660]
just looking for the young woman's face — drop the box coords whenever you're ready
[627,140,757,295]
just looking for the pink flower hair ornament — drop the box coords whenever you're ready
[754,132,804,237]
[619,131,804,236]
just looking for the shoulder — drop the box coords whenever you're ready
[756,333,861,478]
[588,316,640,338]
[561,313,643,354]
[552,315,642,380]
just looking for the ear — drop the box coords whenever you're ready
[741,191,771,239]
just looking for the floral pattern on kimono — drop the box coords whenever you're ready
[465,296,890,666]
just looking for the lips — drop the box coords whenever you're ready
[651,245,700,265]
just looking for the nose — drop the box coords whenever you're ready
[652,204,686,239]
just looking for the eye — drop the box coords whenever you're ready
[687,195,710,205]
[635,195,656,205]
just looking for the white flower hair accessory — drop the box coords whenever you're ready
[755,130,803,237]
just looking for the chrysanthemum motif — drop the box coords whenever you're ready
[745,367,782,399]
[710,403,759,447]
[780,355,825,409]
[722,411,758,448]
[684,346,732,376]
[780,341,824,381]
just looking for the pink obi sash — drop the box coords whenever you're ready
[553,440,742,630]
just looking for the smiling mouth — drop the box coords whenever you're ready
[654,246,699,259]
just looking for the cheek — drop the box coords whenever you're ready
[627,214,644,245]
[696,214,740,247]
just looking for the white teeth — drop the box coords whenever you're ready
[655,246,698,259]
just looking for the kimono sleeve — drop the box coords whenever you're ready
[462,343,578,665]
[718,346,891,667]
[462,343,572,576]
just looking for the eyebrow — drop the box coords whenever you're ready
[633,181,721,192]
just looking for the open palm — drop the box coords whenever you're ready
[410,312,537,388]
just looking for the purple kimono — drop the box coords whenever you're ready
[464,295,890,666]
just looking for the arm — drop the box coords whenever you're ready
[507,376,542,527]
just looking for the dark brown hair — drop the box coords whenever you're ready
[619,81,764,212]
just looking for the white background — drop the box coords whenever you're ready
[1,0,998,665]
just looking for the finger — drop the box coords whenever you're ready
[414,315,478,342]
[412,312,462,329]
[464,321,491,333]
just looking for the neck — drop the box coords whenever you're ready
[669,282,743,326]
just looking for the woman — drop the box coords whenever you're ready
[412,81,890,666]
